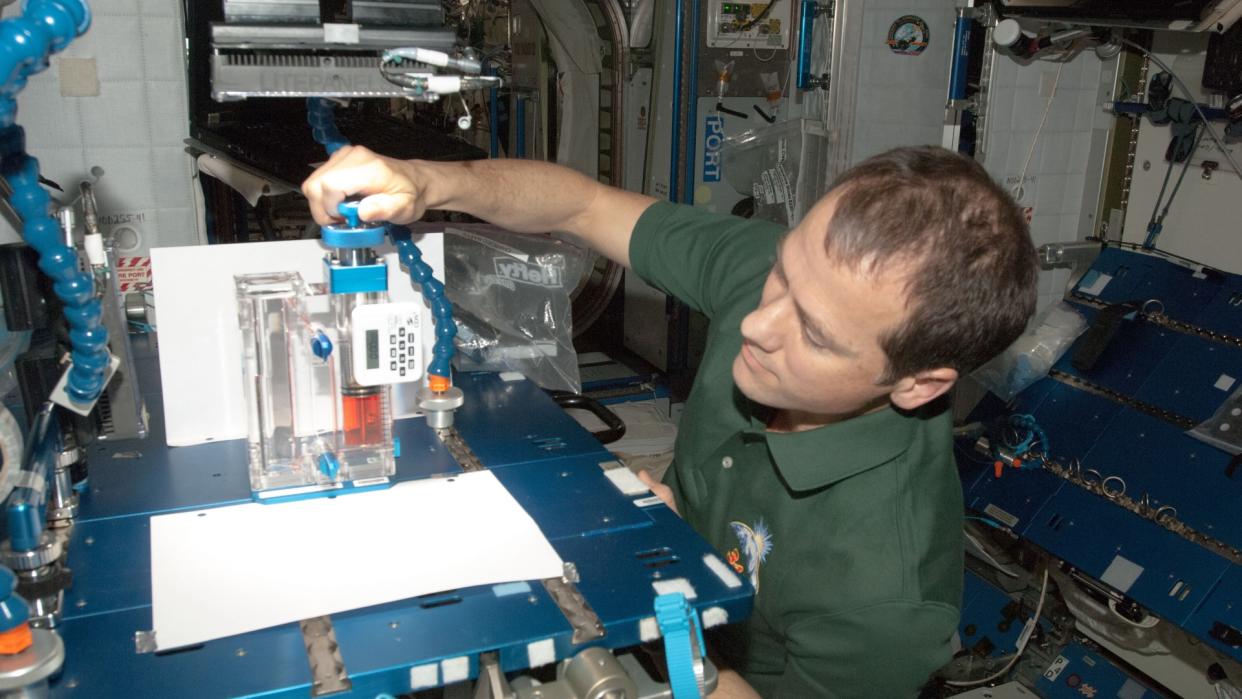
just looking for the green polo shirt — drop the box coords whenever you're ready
[629,201,963,698]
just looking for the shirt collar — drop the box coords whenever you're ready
[746,402,921,492]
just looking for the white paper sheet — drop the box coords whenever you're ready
[151,237,444,446]
[150,471,563,650]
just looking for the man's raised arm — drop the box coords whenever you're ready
[301,146,657,267]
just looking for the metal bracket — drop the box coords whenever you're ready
[473,652,516,699]
[437,426,486,472]
[542,567,605,644]
[300,616,351,696]
[133,630,157,654]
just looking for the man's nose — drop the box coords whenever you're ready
[740,295,789,353]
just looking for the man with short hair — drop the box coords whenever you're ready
[303,145,1039,697]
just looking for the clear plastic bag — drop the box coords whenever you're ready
[720,118,829,227]
[973,302,1088,402]
[443,225,591,393]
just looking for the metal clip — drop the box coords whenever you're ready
[1082,468,1104,488]
[1069,459,1083,482]
[1141,299,1165,318]
[1154,505,1178,525]
[300,616,351,696]
[1101,475,1127,500]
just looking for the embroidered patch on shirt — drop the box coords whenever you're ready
[729,519,773,592]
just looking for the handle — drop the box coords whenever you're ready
[547,391,627,445]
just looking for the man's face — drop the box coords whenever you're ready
[732,195,912,420]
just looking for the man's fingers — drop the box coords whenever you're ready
[303,146,402,225]
[303,179,339,225]
[359,193,418,225]
[636,470,678,515]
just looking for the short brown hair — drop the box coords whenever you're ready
[823,147,1038,383]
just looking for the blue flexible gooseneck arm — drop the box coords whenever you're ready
[0,1,107,407]
[307,98,456,389]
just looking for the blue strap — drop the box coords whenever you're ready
[654,592,705,699]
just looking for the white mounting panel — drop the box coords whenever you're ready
[706,1,793,50]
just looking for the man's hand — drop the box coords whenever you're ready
[637,470,678,515]
[301,150,655,267]
[711,669,761,699]
[302,145,429,226]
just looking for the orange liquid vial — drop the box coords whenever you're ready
[341,392,384,447]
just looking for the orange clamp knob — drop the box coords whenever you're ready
[0,623,32,655]
[994,461,1004,478]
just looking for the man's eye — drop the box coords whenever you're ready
[802,328,828,350]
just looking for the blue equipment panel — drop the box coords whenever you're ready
[959,247,1242,664]
[49,372,752,697]
[1023,485,1228,625]
[1077,247,1223,320]
[1082,410,1242,549]
[957,569,1048,660]
[1050,305,1181,397]
[1035,641,1169,699]
[1133,335,1242,424]
[452,372,611,468]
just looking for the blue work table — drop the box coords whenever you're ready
[50,362,752,697]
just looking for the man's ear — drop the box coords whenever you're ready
[889,367,959,411]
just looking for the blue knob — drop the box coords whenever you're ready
[311,331,333,360]
[0,568,30,633]
[338,201,362,228]
[318,452,340,480]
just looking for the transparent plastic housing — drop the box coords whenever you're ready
[330,287,395,483]
[236,272,394,494]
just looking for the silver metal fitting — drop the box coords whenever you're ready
[419,386,464,430]
[0,627,65,693]
[47,459,78,525]
[0,536,63,572]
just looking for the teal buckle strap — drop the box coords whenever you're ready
[654,592,705,699]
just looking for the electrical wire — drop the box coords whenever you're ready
[1119,37,1242,181]
[739,0,780,32]
[965,515,1008,530]
[944,567,1051,688]
[1012,62,1064,201]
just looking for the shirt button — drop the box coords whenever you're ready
[721,456,734,469]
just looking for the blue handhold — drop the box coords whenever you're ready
[338,201,362,228]
[7,501,42,553]
[318,452,341,481]
[0,567,30,633]
[311,331,333,360]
